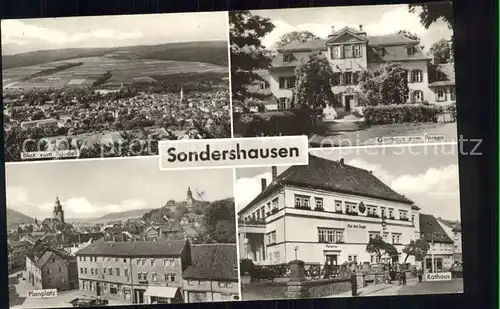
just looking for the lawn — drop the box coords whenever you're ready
[309,122,458,148]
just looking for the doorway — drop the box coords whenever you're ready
[134,289,145,304]
[96,282,101,296]
[325,255,338,265]
[344,95,354,112]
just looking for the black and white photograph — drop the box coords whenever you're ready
[235,144,462,300]
[2,12,232,162]
[230,3,457,147]
[6,158,239,307]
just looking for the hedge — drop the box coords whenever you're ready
[363,104,443,125]
[233,109,316,137]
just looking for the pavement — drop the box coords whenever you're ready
[9,271,129,308]
[325,278,419,298]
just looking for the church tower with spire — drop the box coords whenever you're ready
[53,196,65,223]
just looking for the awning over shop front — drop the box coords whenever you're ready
[144,286,179,298]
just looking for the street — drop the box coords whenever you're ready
[9,271,129,308]
[398,278,464,295]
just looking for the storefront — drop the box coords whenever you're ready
[144,286,182,304]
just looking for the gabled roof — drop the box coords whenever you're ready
[239,154,414,215]
[429,63,455,87]
[419,213,454,243]
[182,244,238,281]
[75,238,187,257]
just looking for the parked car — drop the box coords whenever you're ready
[70,298,109,307]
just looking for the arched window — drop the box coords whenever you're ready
[410,69,423,83]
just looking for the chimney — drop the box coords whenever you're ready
[339,158,345,166]
[331,26,335,34]
[359,25,363,32]
[271,166,277,182]
[261,178,267,192]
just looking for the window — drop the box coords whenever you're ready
[272,198,279,210]
[124,268,129,277]
[170,274,176,282]
[188,280,194,286]
[367,205,378,216]
[412,215,415,224]
[353,45,362,57]
[150,259,155,267]
[91,269,94,275]
[259,82,266,90]
[318,228,344,243]
[334,200,343,212]
[412,90,424,103]
[152,273,158,282]
[274,252,280,261]
[450,87,456,101]
[410,70,423,83]
[116,268,120,276]
[278,97,287,110]
[399,210,408,220]
[84,268,88,274]
[343,45,353,58]
[383,232,389,241]
[260,207,265,218]
[315,198,324,209]
[58,266,62,272]
[294,194,311,209]
[369,231,380,239]
[141,259,146,266]
[198,280,205,285]
[103,268,107,275]
[108,268,113,275]
[407,47,415,55]
[403,91,409,103]
[344,72,355,85]
[330,46,342,59]
[388,208,395,219]
[346,202,357,214]
[268,252,273,262]
[266,231,277,245]
[283,54,294,63]
[348,255,358,262]
[123,258,127,263]
[332,73,342,86]
[392,233,402,245]
[80,268,84,274]
[278,76,295,89]
[436,88,446,101]
[381,207,386,218]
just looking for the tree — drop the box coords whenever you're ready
[409,2,453,29]
[273,31,320,50]
[294,52,338,108]
[358,62,409,105]
[213,220,237,243]
[229,10,275,102]
[397,30,420,41]
[429,38,453,64]
[402,239,430,264]
[366,235,399,262]
[203,199,235,241]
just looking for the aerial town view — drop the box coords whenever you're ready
[6,158,239,307]
[2,13,232,162]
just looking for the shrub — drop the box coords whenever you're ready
[233,109,315,137]
[363,104,443,125]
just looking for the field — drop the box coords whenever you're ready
[3,55,228,90]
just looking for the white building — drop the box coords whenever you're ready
[254,25,455,112]
[238,155,421,266]
[419,214,455,272]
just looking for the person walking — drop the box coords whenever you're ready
[323,260,331,279]
[402,270,407,285]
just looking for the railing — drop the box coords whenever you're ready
[246,263,349,282]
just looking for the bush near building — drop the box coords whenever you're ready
[234,110,315,136]
[363,104,443,125]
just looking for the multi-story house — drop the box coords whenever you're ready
[75,239,191,305]
[26,247,79,291]
[238,155,421,266]
[182,244,239,303]
[437,218,462,263]
[429,62,456,104]
[259,25,452,111]
[8,241,31,272]
[419,214,454,272]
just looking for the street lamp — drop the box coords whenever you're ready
[294,246,298,260]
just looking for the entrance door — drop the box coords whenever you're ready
[344,95,354,112]
[326,255,338,265]
[96,282,101,296]
[135,289,145,304]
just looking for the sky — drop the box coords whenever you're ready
[235,144,461,221]
[1,12,229,55]
[6,157,234,219]
[252,4,453,50]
